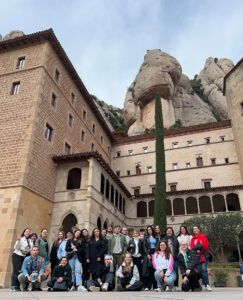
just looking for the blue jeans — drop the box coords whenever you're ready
[69,254,82,286]
[201,260,209,285]
[154,270,176,289]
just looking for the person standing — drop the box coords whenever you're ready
[11,228,33,291]
[155,225,162,240]
[36,228,50,262]
[143,226,158,291]
[163,227,180,291]
[122,227,130,244]
[66,229,86,291]
[50,231,65,274]
[178,241,202,292]
[18,246,47,291]
[177,225,192,251]
[80,228,90,287]
[153,240,176,292]
[108,225,127,271]
[127,230,143,278]
[57,231,73,260]
[86,228,106,279]
[191,226,212,291]
[106,225,113,240]
[101,229,108,254]
[30,233,38,246]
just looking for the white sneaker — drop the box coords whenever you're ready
[89,286,100,292]
[70,286,76,291]
[175,286,181,291]
[144,288,149,291]
[154,287,162,292]
[77,285,87,292]
[165,286,172,292]
[205,284,212,291]
[202,285,206,291]
[101,283,109,292]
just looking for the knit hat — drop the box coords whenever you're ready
[104,254,113,261]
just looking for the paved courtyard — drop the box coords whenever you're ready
[0,288,242,300]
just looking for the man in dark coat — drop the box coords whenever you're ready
[178,242,203,292]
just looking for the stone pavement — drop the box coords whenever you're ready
[0,288,243,300]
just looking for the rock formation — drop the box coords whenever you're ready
[124,49,222,136]
[3,30,24,41]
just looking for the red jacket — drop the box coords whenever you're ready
[191,233,209,263]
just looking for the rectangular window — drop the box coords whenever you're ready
[81,130,85,142]
[91,142,94,151]
[44,123,53,142]
[116,152,121,157]
[128,150,133,155]
[196,157,203,167]
[64,142,71,154]
[110,185,114,203]
[211,158,216,165]
[136,164,141,175]
[11,81,20,95]
[204,181,211,189]
[143,147,148,153]
[172,142,178,149]
[220,136,225,142]
[225,158,229,164]
[116,171,120,176]
[172,163,178,170]
[170,185,177,192]
[100,136,103,145]
[152,187,155,194]
[83,109,87,121]
[70,92,75,106]
[134,188,140,196]
[187,140,192,147]
[127,170,130,176]
[186,162,191,168]
[51,93,57,107]
[205,137,211,144]
[55,68,60,83]
[92,123,96,134]
[147,166,152,173]
[68,113,73,127]
[16,57,25,69]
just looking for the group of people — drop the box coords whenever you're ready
[10,224,212,292]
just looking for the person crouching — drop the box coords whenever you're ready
[87,254,115,292]
[116,253,143,291]
[47,257,73,291]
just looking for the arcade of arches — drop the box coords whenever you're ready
[137,192,241,218]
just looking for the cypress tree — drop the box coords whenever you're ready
[154,93,167,231]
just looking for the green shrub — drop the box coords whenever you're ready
[214,270,228,282]
[227,256,237,262]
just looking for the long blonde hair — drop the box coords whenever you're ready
[124,252,133,273]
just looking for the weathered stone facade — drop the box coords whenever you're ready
[0,29,242,288]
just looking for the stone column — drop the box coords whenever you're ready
[171,199,174,216]
[184,198,187,215]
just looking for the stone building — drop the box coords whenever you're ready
[0,29,242,287]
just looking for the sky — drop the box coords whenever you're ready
[1,0,243,108]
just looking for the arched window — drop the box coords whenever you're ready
[97,217,102,229]
[186,197,198,214]
[137,201,147,218]
[173,198,185,215]
[149,200,154,217]
[110,185,114,203]
[226,193,241,211]
[105,179,110,199]
[166,199,172,216]
[100,174,105,194]
[212,194,226,212]
[103,220,108,229]
[199,196,212,213]
[122,198,126,214]
[66,168,81,190]
[115,190,118,207]
[62,213,78,234]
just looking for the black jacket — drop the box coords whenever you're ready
[127,239,143,256]
[178,249,202,278]
[163,235,179,258]
[142,236,159,255]
[65,239,85,263]
[86,238,106,274]
[96,262,114,282]
[51,264,72,282]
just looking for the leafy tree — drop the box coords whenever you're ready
[154,93,167,231]
[169,119,183,130]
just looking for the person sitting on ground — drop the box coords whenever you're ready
[152,240,176,292]
[47,257,73,291]
[178,241,202,292]
[87,254,115,292]
[116,253,143,291]
[18,246,47,291]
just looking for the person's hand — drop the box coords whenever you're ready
[73,246,77,252]
[147,254,151,260]
[126,285,130,289]
[27,276,31,282]
[164,276,168,283]
[97,257,101,261]
[130,244,134,247]
[57,277,63,282]
[119,273,124,278]
[196,250,200,254]
[160,271,164,278]
[183,276,188,283]
[86,259,90,263]
[17,236,21,241]
[99,282,103,286]
[186,269,191,276]
[38,275,41,283]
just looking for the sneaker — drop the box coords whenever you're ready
[101,283,109,292]
[10,286,20,292]
[70,286,76,291]
[89,286,100,292]
[205,284,212,291]
[47,287,53,292]
[116,283,124,291]
[175,286,181,291]
[165,286,172,292]
[154,287,162,292]
[202,285,206,291]
[144,288,149,291]
[31,287,42,291]
[77,285,87,292]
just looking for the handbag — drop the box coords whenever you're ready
[53,280,67,291]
